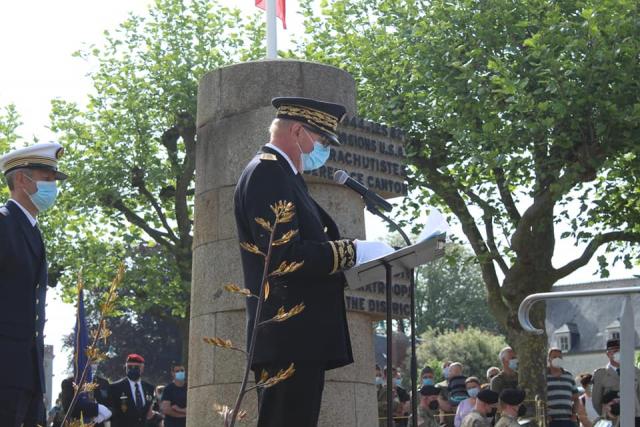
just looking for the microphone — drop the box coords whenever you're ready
[333,170,393,212]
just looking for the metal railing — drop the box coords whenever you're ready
[518,286,640,427]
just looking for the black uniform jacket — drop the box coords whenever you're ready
[108,377,155,427]
[234,146,354,371]
[0,200,50,392]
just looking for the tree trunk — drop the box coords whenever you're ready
[504,297,548,426]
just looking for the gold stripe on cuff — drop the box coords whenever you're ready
[329,241,339,274]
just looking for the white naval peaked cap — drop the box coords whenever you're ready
[0,141,68,180]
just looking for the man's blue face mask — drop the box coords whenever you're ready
[24,174,58,212]
[298,127,330,171]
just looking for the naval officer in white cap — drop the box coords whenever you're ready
[0,142,67,427]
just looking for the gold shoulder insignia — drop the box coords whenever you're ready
[259,153,277,161]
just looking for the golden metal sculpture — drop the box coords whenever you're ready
[205,200,305,426]
[60,265,124,427]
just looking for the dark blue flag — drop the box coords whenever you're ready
[73,285,92,385]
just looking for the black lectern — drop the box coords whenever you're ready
[345,233,446,427]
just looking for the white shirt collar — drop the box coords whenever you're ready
[265,143,298,175]
[127,377,145,404]
[9,199,37,227]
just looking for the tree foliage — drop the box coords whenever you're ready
[415,244,499,334]
[63,312,183,386]
[46,0,265,355]
[0,103,21,199]
[417,327,507,381]
[297,0,640,403]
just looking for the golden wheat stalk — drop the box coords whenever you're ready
[258,363,296,388]
[271,200,295,223]
[240,242,265,257]
[223,284,255,298]
[254,217,273,232]
[258,303,306,328]
[271,229,299,247]
[61,265,124,427]
[214,403,248,425]
[203,337,247,354]
[269,260,304,277]
[226,200,301,427]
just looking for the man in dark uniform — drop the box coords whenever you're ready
[0,142,67,427]
[234,97,391,427]
[108,354,155,427]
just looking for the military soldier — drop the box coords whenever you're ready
[234,97,392,427]
[409,385,440,427]
[460,389,498,427]
[0,142,67,427]
[495,389,526,427]
[108,354,155,427]
[592,339,640,423]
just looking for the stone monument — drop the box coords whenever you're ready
[189,59,406,427]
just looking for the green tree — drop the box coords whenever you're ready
[47,0,265,360]
[417,328,507,381]
[416,244,499,334]
[63,312,183,385]
[0,103,21,199]
[298,0,640,404]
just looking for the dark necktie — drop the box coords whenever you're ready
[135,383,144,410]
[616,367,620,375]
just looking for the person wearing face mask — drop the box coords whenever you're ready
[108,354,155,427]
[592,390,620,427]
[421,366,436,386]
[491,347,519,396]
[495,389,526,427]
[0,142,67,427]
[460,389,498,427]
[577,373,598,425]
[546,348,580,426]
[592,339,640,424]
[455,377,481,427]
[411,385,441,427]
[160,364,187,427]
[234,96,394,427]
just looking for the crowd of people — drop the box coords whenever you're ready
[376,339,638,427]
[47,354,187,427]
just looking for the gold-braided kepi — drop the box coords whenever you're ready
[272,97,346,146]
[0,142,68,180]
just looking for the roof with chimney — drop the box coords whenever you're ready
[545,278,640,353]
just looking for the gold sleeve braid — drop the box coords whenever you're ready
[329,239,356,274]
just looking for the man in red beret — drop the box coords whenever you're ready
[108,354,156,427]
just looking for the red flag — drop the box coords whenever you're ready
[255,0,286,29]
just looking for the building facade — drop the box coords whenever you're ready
[546,278,640,376]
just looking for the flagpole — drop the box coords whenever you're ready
[266,0,277,58]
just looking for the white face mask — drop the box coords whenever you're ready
[612,352,621,363]
[550,358,564,369]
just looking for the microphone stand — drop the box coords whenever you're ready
[365,201,418,427]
